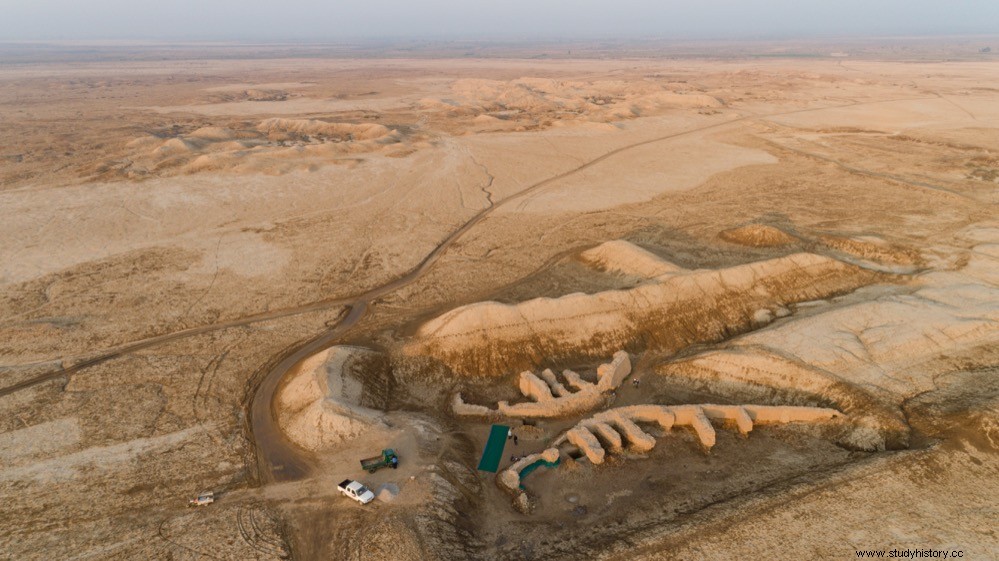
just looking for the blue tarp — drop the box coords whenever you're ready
[477,424,509,472]
[518,457,560,487]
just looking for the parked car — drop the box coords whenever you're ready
[188,492,215,507]
[337,480,375,505]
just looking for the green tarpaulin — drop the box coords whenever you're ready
[477,424,509,472]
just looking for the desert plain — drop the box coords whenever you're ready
[1,40,998,560]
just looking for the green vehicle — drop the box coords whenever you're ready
[360,449,399,473]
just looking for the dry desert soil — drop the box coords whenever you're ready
[1,40,998,560]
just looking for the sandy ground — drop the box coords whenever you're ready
[1,41,998,560]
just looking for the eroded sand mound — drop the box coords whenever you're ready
[659,224,999,450]
[257,118,392,141]
[662,350,909,450]
[577,240,684,279]
[718,224,797,247]
[818,234,922,267]
[93,119,402,179]
[739,259,999,398]
[420,77,721,130]
[276,346,386,451]
[407,251,880,374]
[186,126,252,141]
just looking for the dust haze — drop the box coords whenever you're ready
[2,1,998,40]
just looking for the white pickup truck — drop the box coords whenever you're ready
[338,479,375,505]
[188,492,215,507]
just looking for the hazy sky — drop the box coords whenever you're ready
[1,0,997,41]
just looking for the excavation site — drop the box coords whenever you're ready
[1,26,998,561]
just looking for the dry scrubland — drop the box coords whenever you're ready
[1,44,998,560]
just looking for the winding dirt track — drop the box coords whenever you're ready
[251,303,365,481]
[0,96,941,483]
